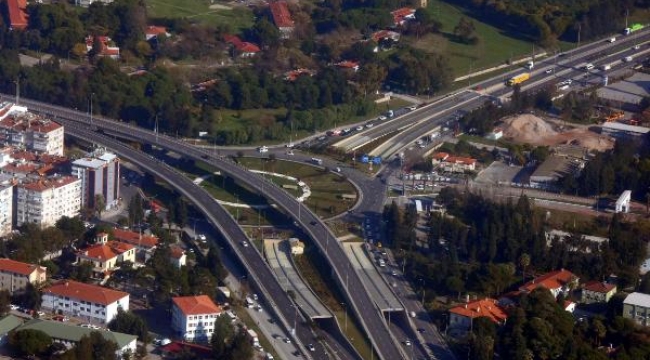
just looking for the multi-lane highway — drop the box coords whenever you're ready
[16,99,405,360]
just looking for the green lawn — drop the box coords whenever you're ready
[408,0,569,76]
[146,0,254,30]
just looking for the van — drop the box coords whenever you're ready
[410,311,416,318]
[624,56,634,62]
[601,64,611,71]
[608,37,616,43]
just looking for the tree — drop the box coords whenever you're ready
[9,329,52,356]
[16,283,42,311]
[453,17,478,44]
[0,290,10,315]
[226,328,254,360]
[94,194,106,217]
[519,253,530,282]
[108,309,149,342]
[75,332,118,360]
[56,216,86,241]
[211,315,234,358]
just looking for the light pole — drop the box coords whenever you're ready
[341,302,348,333]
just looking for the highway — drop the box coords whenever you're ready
[15,100,405,360]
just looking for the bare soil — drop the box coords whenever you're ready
[500,114,615,151]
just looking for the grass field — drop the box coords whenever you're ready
[146,0,254,31]
[409,0,570,76]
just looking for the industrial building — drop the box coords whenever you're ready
[529,155,584,188]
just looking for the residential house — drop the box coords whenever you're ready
[431,152,477,173]
[41,280,129,325]
[582,281,617,304]
[0,103,65,155]
[269,1,294,38]
[335,60,360,72]
[75,233,136,279]
[15,176,82,228]
[390,7,416,27]
[112,228,159,261]
[169,246,187,269]
[145,26,170,41]
[223,35,260,58]
[0,258,46,294]
[171,295,222,341]
[85,36,120,60]
[284,69,315,82]
[448,298,508,332]
[71,149,120,211]
[623,292,650,326]
[6,0,27,30]
[16,318,136,357]
[519,269,579,299]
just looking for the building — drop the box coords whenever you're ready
[0,104,64,156]
[75,233,136,279]
[582,281,617,304]
[160,342,213,359]
[335,61,360,72]
[76,0,114,6]
[390,7,416,26]
[545,229,609,253]
[169,246,187,269]
[16,318,136,357]
[85,36,120,59]
[0,258,46,294]
[623,292,650,326]
[223,35,261,58]
[288,238,304,255]
[601,122,650,138]
[71,149,120,211]
[171,295,222,341]
[6,0,28,30]
[0,174,14,236]
[615,190,632,213]
[563,300,576,313]
[448,298,508,332]
[431,152,477,173]
[268,1,294,38]
[41,280,129,325]
[15,176,82,228]
[519,269,579,299]
[111,228,159,261]
[529,155,583,188]
[145,25,170,41]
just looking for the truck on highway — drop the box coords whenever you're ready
[311,158,323,165]
[525,61,534,70]
[506,73,530,86]
[624,23,644,35]
[247,329,259,347]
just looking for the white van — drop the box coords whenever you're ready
[601,64,611,71]
[624,56,634,62]
[608,37,616,43]
[258,146,268,153]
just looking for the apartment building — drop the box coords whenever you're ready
[0,258,46,294]
[0,104,64,156]
[15,176,82,228]
[41,280,129,325]
[623,292,650,326]
[171,295,222,341]
[0,174,14,236]
[71,149,120,211]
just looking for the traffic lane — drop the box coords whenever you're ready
[65,129,334,360]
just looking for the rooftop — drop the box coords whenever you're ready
[449,298,508,324]
[624,292,650,307]
[583,281,616,294]
[19,176,79,192]
[602,121,650,134]
[43,280,128,306]
[173,295,221,315]
[0,258,45,276]
[0,315,23,335]
[520,269,577,293]
[78,241,134,261]
[72,157,107,169]
[112,228,159,248]
[269,1,294,29]
[0,116,62,133]
[17,319,136,349]
[6,0,28,30]
[530,155,580,182]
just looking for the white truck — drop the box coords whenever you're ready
[311,158,323,165]
[525,61,534,70]
[247,329,259,347]
[245,296,254,308]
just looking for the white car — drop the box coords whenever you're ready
[355,126,364,131]
[545,69,553,74]
[634,45,641,50]
[404,340,412,346]
[196,234,206,242]
[378,115,387,121]
[241,241,249,247]
[307,344,316,352]
[365,123,374,128]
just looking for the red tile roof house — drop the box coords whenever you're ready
[223,35,261,58]
[582,281,617,304]
[41,280,129,325]
[145,25,170,41]
[171,295,222,341]
[269,1,294,38]
[335,60,360,72]
[85,35,120,60]
[448,298,508,333]
[390,7,416,27]
[6,0,28,30]
[0,258,46,294]
[111,228,159,262]
[519,269,579,299]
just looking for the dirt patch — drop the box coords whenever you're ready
[500,114,615,152]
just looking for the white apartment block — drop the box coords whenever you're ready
[171,295,222,341]
[0,258,46,294]
[71,149,120,211]
[0,174,13,236]
[41,280,129,325]
[15,176,81,228]
[0,103,64,156]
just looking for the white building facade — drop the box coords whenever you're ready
[0,175,13,236]
[71,150,120,211]
[0,104,64,156]
[15,177,81,228]
[171,295,222,341]
[41,280,129,325]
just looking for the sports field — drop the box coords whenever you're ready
[146,0,254,31]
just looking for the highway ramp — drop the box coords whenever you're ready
[264,239,332,319]
[344,242,403,312]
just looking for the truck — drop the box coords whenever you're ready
[247,329,259,347]
[624,23,644,35]
[311,158,323,165]
[506,73,530,86]
[525,61,534,70]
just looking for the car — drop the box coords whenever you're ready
[53,315,69,322]
[307,344,316,352]
[252,294,258,301]
[545,68,553,74]
[404,340,412,346]
[10,304,18,311]
[293,350,301,357]
[196,234,206,242]
[201,154,209,159]
[355,126,364,131]
[310,221,317,226]
[317,136,326,141]
[634,45,641,50]
[365,123,374,128]
[407,105,417,111]
[378,115,387,121]
[417,328,426,333]
[284,338,291,344]
[391,270,398,276]
[241,241,249,247]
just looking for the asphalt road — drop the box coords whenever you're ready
[18,102,403,360]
